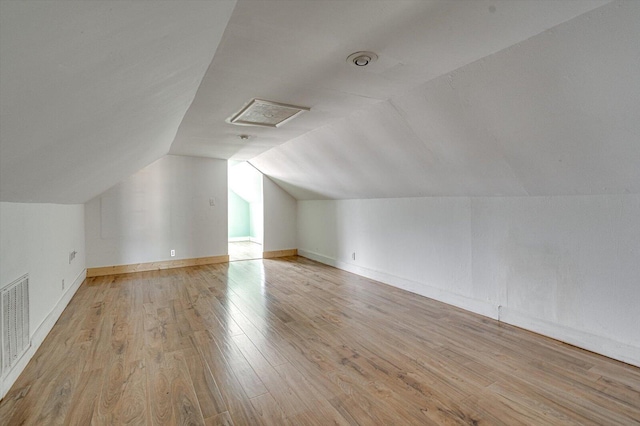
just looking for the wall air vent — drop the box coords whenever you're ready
[1,274,30,377]
[228,99,310,128]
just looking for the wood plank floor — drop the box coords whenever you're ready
[1,257,639,425]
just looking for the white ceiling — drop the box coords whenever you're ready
[2,0,637,204]
[229,161,263,204]
[169,0,608,161]
[0,0,235,203]
[251,0,640,199]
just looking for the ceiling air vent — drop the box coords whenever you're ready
[228,99,310,128]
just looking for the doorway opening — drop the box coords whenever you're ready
[228,161,263,261]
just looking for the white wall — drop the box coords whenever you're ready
[229,161,263,244]
[263,176,297,252]
[85,155,227,267]
[249,201,264,245]
[298,194,640,366]
[0,202,86,397]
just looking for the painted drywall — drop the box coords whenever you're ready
[229,162,262,204]
[249,202,264,245]
[229,190,250,238]
[0,202,86,398]
[252,1,639,200]
[263,176,297,252]
[170,0,606,160]
[0,1,236,203]
[298,194,640,366]
[85,155,227,268]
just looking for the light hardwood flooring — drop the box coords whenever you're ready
[1,257,639,425]
[229,241,262,261]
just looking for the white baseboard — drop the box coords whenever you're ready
[1,269,86,399]
[298,249,639,368]
[500,307,640,367]
[298,250,498,319]
[229,237,263,244]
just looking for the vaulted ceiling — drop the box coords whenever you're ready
[252,0,640,199]
[2,0,638,203]
[0,1,236,202]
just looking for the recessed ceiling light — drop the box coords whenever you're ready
[347,51,378,67]
[228,99,310,128]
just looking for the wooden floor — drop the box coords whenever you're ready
[229,241,262,261]
[1,257,639,425]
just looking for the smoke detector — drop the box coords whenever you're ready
[347,51,378,67]
[228,99,310,128]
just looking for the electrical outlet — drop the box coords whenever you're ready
[209,197,216,207]
[170,249,175,257]
[62,279,65,290]
[352,252,356,261]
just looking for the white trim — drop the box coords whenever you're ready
[298,249,498,319]
[500,307,640,367]
[228,236,263,244]
[298,249,640,368]
[0,269,86,399]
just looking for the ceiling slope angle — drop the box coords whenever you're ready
[251,1,640,200]
[0,1,236,203]
[169,0,608,162]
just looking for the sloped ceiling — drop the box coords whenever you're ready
[3,1,637,204]
[169,0,608,161]
[251,0,640,199]
[0,1,235,203]
[229,161,262,204]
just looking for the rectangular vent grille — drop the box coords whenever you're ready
[1,274,30,376]
[229,98,310,128]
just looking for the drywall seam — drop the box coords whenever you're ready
[1,269,87,399]
[299,249,640,368]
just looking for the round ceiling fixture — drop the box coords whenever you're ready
[347,51,378,67]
